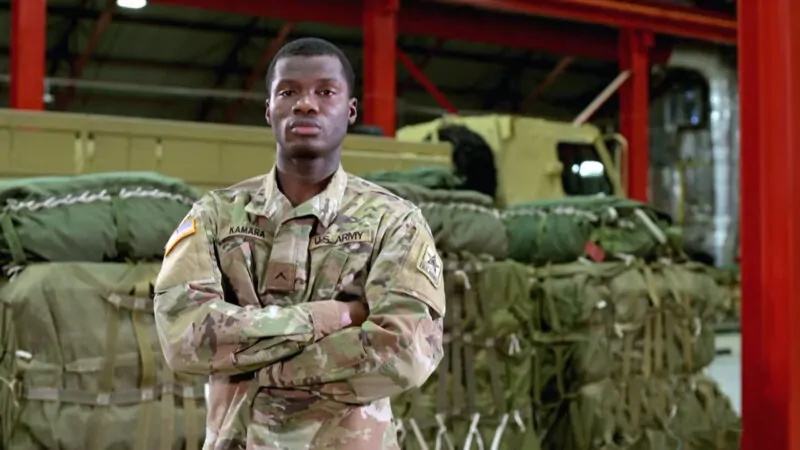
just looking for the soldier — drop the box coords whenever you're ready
[153,37,446,450]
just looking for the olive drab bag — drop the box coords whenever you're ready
[0,263,206,450]
[393,254,540,450]
[503,196,684,266]
[0,172,198,266]
[528,259,740,449]
[357,181,509,261]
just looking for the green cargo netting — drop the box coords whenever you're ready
[526,260,738,449]
[374,183,508,259]
[503,196,684,266]
[0,172,200,266]
[0,262,206,450]
[362,166,464,190]
[707,266,741,323]
[539,374,741,450]
[392,255,539,450]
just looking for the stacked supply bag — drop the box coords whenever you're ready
[0,173,207,450]
[364,164,741,449]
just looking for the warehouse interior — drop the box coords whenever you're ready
[1,0,797,448]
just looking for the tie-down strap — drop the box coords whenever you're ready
[24,383,206,406]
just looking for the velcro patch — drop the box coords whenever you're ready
[416,243,442,288]
[220,224,269,241]
[164,218,196,257]
[309,230,372,250]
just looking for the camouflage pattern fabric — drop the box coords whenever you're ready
[153,165,446,450]
[0,262,206,450]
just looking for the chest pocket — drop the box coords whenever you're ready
[307,239,373,302]
[217,235,271,307]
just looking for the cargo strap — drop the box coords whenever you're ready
[458,269,480,417]
[450,271,465,417]
[472,266,507,417]
[87,295,124,450]
[0,213,27,266]
[183,377,200,450]
[111,197,134,257]
[0,303,21,450]
[131,280,157,450]
[24,384,205,405]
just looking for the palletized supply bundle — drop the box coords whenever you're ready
[391,254,539,450]
[529,260,740,449]
[0,172,198,265]
[364,175,529,449]
[373,170,741,450]
[503,196,684,266]
[0,172,207,450]
[374,181,508,260]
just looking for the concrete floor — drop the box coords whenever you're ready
[708,332,742,414]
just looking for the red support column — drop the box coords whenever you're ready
[617,28,652,201]
[739,0,800,448]
[362,0,398,136]
[10,0,46,110]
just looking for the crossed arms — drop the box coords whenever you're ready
[153,198,445,404]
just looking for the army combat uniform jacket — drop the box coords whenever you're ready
[153,166,446,450]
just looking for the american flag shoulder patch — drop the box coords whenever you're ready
[164,218,197,257]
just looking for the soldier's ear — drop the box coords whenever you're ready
[265,99,271,126]
[348,98,358,125]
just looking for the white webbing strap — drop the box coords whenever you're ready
[409,418,431,450]
[463,413,485,450]
[434,413,455,450]
[489,413,509,450]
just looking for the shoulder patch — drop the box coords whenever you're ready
[416,243,442,288]
[164,218,196,257]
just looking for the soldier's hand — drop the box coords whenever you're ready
[311,300,370,340]
[341,300,368,328]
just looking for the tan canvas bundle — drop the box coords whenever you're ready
[0,263,206,450]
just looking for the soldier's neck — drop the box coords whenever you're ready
[275,157,338,206]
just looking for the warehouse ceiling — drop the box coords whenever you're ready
[0,0,732,129]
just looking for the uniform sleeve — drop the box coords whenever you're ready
[259,208,446,403]
[153,197,355,376]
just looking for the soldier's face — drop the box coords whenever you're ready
[266,55,357,159]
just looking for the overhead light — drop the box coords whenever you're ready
[117,0,147,9]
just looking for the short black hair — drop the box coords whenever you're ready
[265,37,356,96]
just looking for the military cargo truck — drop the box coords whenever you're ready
[0,109,623,205]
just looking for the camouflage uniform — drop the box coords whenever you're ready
[153,165,446,450]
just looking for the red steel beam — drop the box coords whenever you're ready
[617,28,651,201]
[739,0,800,448]
[226,23,294,123]
[362,0,398,136]
[58,0,116,110]
[397,50,458,114]
[398,38,444,96]
[149,0,672,62]
[432,0,736,44]
[10,0,46,110]
[521,56,574,112]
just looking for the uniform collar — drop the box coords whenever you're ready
[245,165,348,227]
